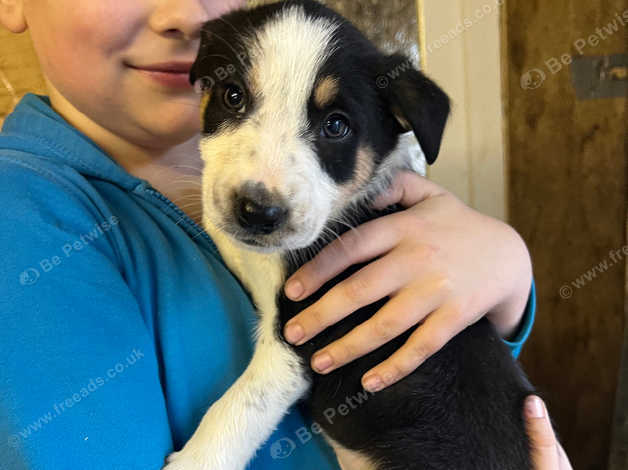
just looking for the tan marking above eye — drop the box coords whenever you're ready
[313,76,340,109]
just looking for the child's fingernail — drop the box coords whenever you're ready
[285,280,304,300]
[363,374,384,392]
[312,353,333,372]
[284,322,304,344]
[525,396,545,419]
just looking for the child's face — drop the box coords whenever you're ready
[11,0,246,149]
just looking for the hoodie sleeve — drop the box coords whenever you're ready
[502,278,536,359]
[0,157,173,470]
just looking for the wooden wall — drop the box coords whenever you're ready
[0,28,46,127]
[503,1,627,469]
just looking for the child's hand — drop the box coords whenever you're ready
[282,171,532,392]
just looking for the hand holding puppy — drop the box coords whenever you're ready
[283,171,533,392]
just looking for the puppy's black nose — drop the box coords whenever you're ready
[236,196,288,235]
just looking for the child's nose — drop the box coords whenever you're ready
[150,0,212,41]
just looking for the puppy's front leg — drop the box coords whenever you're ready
[164,333,309,470]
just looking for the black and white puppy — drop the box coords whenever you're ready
[165,1,534,469]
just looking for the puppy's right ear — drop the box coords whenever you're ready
[377,54,450,165]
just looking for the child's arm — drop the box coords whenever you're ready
[281,171,535,392]
[0,161,173,469]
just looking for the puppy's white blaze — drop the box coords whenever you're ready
[247,5,339,134]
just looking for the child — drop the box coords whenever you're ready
[0,1,537,468]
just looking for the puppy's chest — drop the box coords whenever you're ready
[227,251,285,330]
[204,221,286,329]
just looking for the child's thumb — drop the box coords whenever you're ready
[524,395,559,470]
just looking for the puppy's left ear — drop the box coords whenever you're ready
[378,54,451,164]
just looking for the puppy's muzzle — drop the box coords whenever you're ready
[234,182,289,235]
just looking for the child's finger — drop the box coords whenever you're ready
[524,395,563,470]
[361,301,467,392]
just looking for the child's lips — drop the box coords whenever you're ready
[131,61,194,73]
[127,62,194,89]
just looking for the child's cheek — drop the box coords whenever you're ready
[31,3,143,89]
[66,4,144,56]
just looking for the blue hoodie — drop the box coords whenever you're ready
[0,94,535,470]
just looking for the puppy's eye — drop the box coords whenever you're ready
[224,84,246,111]
[322,113,351,139]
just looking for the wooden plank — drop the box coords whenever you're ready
[420,0,472,207]
[461,0,507,221]
[421,0,507,220]
[504,0,627,468]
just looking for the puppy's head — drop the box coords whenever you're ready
[191,0,450,253]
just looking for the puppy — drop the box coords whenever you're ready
[165,1,534,469]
